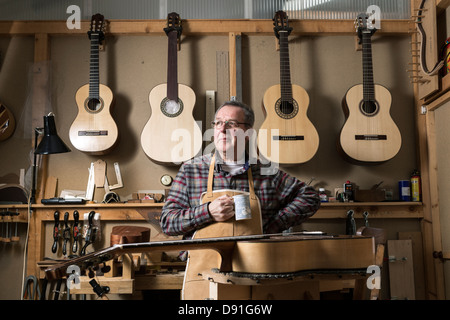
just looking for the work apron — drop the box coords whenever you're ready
[182,154,263,299]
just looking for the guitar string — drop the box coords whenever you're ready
[279,30,290,134]
[362,31,374,135]
[89,33,100,129]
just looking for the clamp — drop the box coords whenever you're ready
[72,210,80,254]
[62,212,71,256]
[80,211,97,256]
[51,211,60,253]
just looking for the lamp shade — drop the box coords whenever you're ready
[34,114,71,155]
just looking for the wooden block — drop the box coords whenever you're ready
[387,239,415,300]
[110,226,151,245]
[94,159,106,187]
[69,276,134,295]
[44,176,57,199]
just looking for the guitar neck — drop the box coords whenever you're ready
[166,30,179,101]
[89,33,100,99]
[45,233,271,281]
[279,31,293,102]
[362,31,375,102]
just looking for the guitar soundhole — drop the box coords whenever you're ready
[275,99,298,119]
[161,98,183,117]
[85,97,104,113]
[360,100,379,117]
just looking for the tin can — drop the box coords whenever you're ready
[398,180,411,201]
[411,170,421,202]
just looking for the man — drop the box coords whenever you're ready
[160,100,320,238]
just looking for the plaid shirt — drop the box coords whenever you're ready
[160,153,320,238]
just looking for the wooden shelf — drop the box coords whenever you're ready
[0,201,422,220]
[0,19,411,36]
[315,201,423,219]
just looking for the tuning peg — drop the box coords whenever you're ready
[100,263,111,274]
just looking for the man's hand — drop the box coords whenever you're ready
[208,195,235,222]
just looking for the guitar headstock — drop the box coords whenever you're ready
[88,13,105,41]
[164,12,182,38]
[355,13,376,39]
[273,10,292,40]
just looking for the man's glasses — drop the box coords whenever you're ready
[211,120,250,129]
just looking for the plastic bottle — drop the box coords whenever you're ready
[319,188,328,202]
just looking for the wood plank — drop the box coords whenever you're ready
[228,32,242,100]
[387,240,416,300]
[421,220,439,298]
[399,231,426,299]
[134,273,184,290]
[0,19,411,36]
[436,0,450,14]
[69,276,134,294]
[426,90,450,112]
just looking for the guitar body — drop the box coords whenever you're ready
[141,83,202,164]
[258,84,319,164]
[69,83,118,155]
[0,103,15,141]
[339,83,401,163]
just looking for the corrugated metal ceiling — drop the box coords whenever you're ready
[0,0,410,20]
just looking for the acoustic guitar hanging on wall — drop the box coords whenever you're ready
[69,13,118,155]
[338,13,401,164]
[140,12,202,165]
[258,11,319,165]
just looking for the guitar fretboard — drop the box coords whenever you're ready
[89,33,100,99]
[279,31,293,103]
[166,30,179,101]
[362,30,375,102]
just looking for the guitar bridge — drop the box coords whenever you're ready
[78,130,108,136]
[355,134,387,140]
[273,135,304,141]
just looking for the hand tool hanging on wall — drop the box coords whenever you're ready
[72,210,80,254]
[51,211,60,253]
[363,211,370,227]
[80,211,97,256]
[62,212,70,256]
[346,209,356,235]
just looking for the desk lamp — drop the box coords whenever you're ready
[31,113,70,204]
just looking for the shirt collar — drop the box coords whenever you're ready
[213,151,250,174]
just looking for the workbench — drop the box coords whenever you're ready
[0,201,423,299]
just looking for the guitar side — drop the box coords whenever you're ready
[69,83,118,155]
[258,84,319,164]
[339,84,402,163]
[140,83,203,164]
